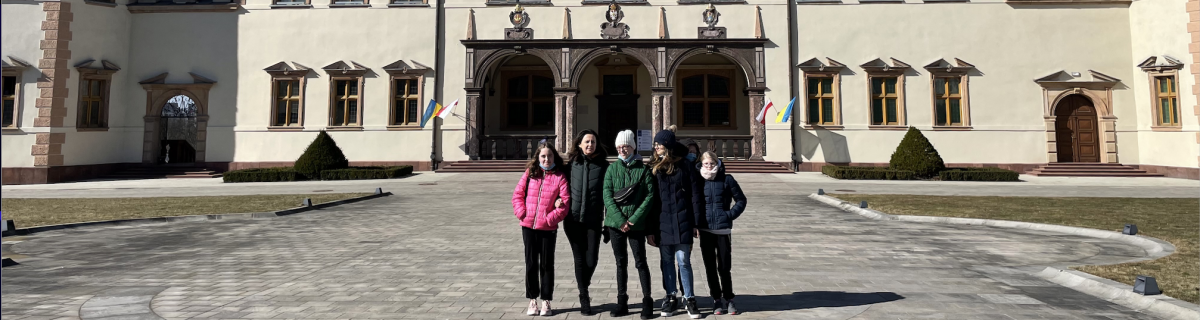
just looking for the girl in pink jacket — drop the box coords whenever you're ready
[512,141,570,316]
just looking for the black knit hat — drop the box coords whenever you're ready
[654,130,679,149]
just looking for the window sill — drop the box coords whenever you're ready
[677,0,745,3]
[803,125,844,130]
[387,125,424,131]
[329,3,369,7]
[85,0,119,7]
[923,0,969,2]
[268,126,305,132]
[76,127,110,132]
[1151,125,1182,132]
[581,0,647,4]
[485,0,550,5]
[1,127,23,134]
[932,126,972,131]
[387,2,428,6]
[858,0,903,2]
[270,3,312,8]
[868,125,908,130]
[797,0,842,3]
[325,126,363,131]
[126,2,240,13]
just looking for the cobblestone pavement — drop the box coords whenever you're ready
[0,173,1166,319]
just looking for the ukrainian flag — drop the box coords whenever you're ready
[421,100,443,128]
[776,97,796,123]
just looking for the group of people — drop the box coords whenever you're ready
[512,127,749,319]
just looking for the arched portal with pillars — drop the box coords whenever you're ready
[462,39,769,161]
[1035,71,1120,163]
[139,72,215,165]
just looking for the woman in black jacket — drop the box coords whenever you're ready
[649,130,705,319]
[697,151,747,315]
[565,129,608,316]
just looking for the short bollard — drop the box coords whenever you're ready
[1,220,14,237]
[817,189,825,195]
[302,198,312,207]
[1123,224,1138,235]
[1133,275,1161,295]
[859,201,868,208]
[375,188,383,195]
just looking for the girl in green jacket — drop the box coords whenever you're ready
[602,129,658,320]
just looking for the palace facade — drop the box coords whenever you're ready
[2,0,1198,184]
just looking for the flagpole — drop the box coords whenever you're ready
[431,0,445,171]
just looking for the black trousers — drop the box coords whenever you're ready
[563,220,601,295]
[523,227,557,300]
[699,232,734,300]
[610,228,653,298]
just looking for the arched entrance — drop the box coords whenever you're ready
[160,95,198,164]
[1054,94,1100,163]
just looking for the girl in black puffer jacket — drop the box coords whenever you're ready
[650,130,704,319]
[565,129,608,316]
[696,151,747,315]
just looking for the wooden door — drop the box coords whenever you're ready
[1054,95,1100,163]
[596,74,639,155]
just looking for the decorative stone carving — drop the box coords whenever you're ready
[698,4,726,39]
[506,3,534,40]
[600,1,629,40]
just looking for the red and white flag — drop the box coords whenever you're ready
[754,97,774,124]
[435,99,459,119]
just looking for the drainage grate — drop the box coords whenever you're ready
[418,182,437,186]
[312,190,333,192]
[834,189,856,192]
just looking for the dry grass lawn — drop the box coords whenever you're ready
[1,193,370,228]
[828,194,1198,304]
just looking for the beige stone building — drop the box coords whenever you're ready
[2,0,1198,184]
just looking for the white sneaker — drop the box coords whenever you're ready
[526,299,539,316]
[540,300,553,316]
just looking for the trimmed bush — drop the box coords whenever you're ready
[294,131,349,179]
[822,165,916,180]
[223,167,303,183]
[320,166,414,180]
[889,127,946,178]
[939,167,1020,181]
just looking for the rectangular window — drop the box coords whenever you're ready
[870,77,899,125]
[677,71,735,128]
[331,79,360,126]
[79,79,106,128]
[807,77,835,125]
[392,78,421,126]
[2,76,15,128]
[503,72,555,130]
[273,80,302,126]
[1155,76,1180,126]
[934,77,963,126]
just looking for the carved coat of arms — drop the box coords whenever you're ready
[600,1,629,39]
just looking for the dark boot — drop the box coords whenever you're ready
[580,294,593,316]
[611,294,629,317]
[640,297,656,319]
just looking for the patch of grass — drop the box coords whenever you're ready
[828,194,1199,304]
[0,193,371,228]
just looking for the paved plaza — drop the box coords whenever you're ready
[2,173,1194,319]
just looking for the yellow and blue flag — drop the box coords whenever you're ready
[421,100,443,128]
[776,97,796,123]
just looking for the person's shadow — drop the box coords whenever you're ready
[558,291,903,317]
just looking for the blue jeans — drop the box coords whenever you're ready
[659,243,695,298]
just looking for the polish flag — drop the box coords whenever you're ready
[755,97,774,124]
[436,99,460,119]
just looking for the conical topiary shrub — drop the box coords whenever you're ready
[888,127,945,178]
[294,130,349,179]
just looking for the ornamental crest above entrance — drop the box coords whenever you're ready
[600,1,630,40]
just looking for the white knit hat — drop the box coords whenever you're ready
[614,130,636,147]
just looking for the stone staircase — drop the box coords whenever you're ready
[1026,163,1164,177]
[103,165,223,179]
[437,159,793,174]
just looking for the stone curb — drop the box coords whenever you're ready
[807,193,1199,320]
[4,192,393,237]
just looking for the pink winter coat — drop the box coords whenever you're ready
[512,169,571,231]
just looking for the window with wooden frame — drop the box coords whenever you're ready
[870,76,902,126]
[2,75,17,128]
[806,76,838,126]
[272,79,303,127]
[329,77,363,127]
[75,61,118,130]
[677,70,735,129]
[272,0,310,6]
[331,0,366,6]
[1153,75,1180,127]
[933,76,965,127]
[502,71,555,131]
[391,77,423,127]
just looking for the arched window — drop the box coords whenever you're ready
[503,71,555,130]
[677,70,734,129]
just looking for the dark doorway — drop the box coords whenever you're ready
[597,74,639,155]
[160,95,198,164]
[1054,94,1100,163]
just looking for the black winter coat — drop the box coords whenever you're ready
[568,156,608,227]
[699,161,747,231]
[654,158,704,246]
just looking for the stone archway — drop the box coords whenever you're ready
[1054,94,1101,163]
[1035,71,1120,163]
[139,73,214,165]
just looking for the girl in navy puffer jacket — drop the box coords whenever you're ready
[697,151,746,315]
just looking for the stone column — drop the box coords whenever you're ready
[556,89,578,152]
[465,89,483,160]
[747,89,766,161]
[195,115,209,164]
[142,115,159,164]
[33,1,72,169]
[554,92,565,151]
[650,87,673,138]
